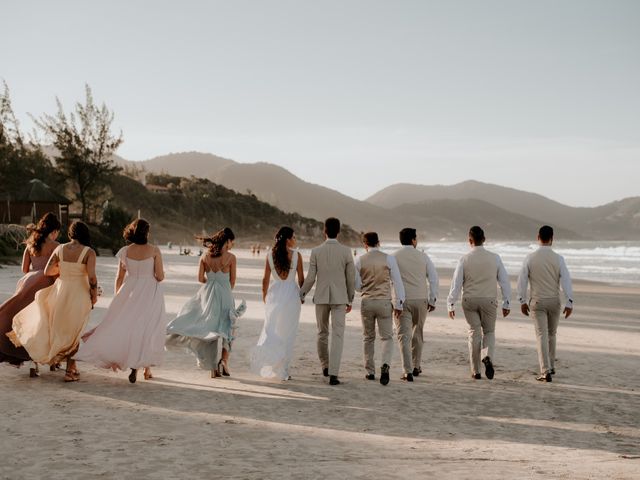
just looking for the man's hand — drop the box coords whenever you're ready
[346,304,352,314]
[502,308,510,318]
[427,304,436,313]
[521,304,530,316]
[563,307,573,319]
[448,310,455,320]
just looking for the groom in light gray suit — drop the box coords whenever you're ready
[300,217,356,385]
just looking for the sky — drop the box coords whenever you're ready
[2,0,639,207]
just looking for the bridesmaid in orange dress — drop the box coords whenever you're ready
[0,213,60,375]
[9,221,98,382]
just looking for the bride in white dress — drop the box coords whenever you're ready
[250,227,304,381]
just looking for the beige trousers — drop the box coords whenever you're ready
[361,298,394,375]
[315,304,346,377]
[462,297,497,375]
[396,299,429,374]
[530,297,561,375]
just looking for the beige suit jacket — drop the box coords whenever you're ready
[300,239,356,305]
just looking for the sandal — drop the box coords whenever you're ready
[66,359,80,377]
[143,368,153,380]
[64,370,79,382]
[218,359,230,377]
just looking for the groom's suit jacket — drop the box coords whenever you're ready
[300,239,356,305]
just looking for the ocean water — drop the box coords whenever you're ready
[368,241,640,286]
[164,241,640,286]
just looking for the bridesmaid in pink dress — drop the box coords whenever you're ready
[76,219,166,384]
[0,213,60,375]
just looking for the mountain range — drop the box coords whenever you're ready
[116,151,639,241]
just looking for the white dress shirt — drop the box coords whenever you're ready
[355,247,406,310]
[424,253,439,306]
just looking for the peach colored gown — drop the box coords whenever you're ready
[9,246,92,365]
[76,246,166,370]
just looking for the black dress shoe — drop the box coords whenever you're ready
[472,373,481,380]
[129,368,137,384]
[412,367,421,377]
[329,375,340,385]
[482,356,495,380]
[401,373,414,382]
[322,368,329,377]
[365,374,375,380]
[536,373,552,382]
[380,364,390,386]
[550,368,556,375]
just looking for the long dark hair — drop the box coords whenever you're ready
[200,227,235,258]
[272,226,294,276]
[123,218,150,245]
[68,221,92,248]
[25,213,61,255]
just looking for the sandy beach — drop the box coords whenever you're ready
[1,249,639,480]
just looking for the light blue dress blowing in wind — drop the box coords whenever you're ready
[166,270,246,370]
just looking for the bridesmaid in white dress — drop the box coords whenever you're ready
[76,219,166,383]
[250,227,304,381]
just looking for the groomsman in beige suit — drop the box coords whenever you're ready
[517,225,573,383]
[447,226,511,380]
[355,232,405,386]
[300,217,356,386]
[392,228,439,381]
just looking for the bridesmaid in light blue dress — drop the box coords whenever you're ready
[166,228,245,377]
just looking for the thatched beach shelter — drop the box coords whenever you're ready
[0,179,70,226]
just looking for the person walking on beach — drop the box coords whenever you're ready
[166,228,246,378]
[447,226,511,380]
[300,217,356,386]
[0,213,60,375]
[251,226,304,381]
[392,228,438,381]
[9,221,98,382]
[355,232,405,385]
[76,219,166,384]
[517,225,574,383]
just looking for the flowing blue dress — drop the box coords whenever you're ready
[165,270,245,370]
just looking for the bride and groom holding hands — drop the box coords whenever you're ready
[251,217,355,384]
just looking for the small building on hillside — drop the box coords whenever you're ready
[146,184,171,194]
[0,179,71,226]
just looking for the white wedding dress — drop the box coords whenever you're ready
[250,251,301,380]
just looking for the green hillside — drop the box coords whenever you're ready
[108,173,361,247]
